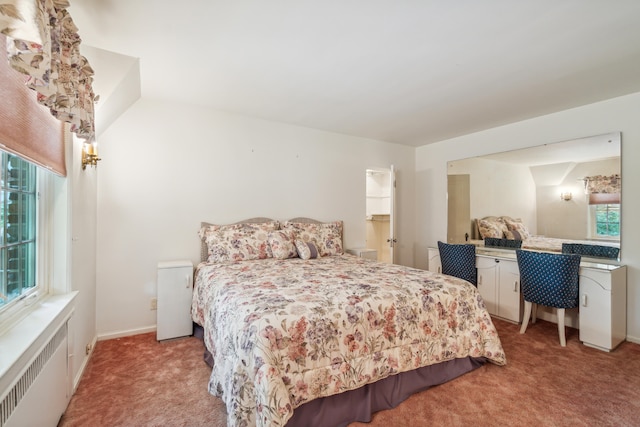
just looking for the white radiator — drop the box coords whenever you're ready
[0,320,69,427]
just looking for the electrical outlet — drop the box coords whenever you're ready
[85,343,92,355]
[150,297,157,310]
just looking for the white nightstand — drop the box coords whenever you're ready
[346,248,378,260]
[157,260,194,341]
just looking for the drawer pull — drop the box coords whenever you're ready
[582,294,588,307]
[514,281,518,292]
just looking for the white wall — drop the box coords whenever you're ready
[95,99,415,337]
[535,158,620,239]
[416,91,640,343]
[448,157,537,235]
[68,134,98,387]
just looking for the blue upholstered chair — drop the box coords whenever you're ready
[516,250,581,347]
[437,241,477,286]
[562,243,620,260]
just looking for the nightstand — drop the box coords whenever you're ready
[157,260,194,341]
[346,248,378,260]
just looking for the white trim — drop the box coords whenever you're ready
[97,326,156,341]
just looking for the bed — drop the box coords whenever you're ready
[473,216,620,257]
[192,217,506,427]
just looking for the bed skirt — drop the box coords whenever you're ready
[194,324,485,427]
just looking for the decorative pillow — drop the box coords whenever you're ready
[505,230,526,240]
[204,226,273,263]
[295,239,319,260]
[504,219,530,239]
[199,221,279,262]
[283,221,344,256]
[268,230,298,259]
[477,218,505,239]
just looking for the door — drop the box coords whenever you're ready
[447,174,471,243]
[365,166,396,263]
[388,165,396,263]
[497,259,522,323]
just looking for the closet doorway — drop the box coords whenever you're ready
[365,166,396,263]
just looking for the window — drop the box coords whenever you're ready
[0,152,37,310]
[592,204,620,239]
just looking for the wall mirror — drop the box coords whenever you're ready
[447,132,621,260]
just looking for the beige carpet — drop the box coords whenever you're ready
[59,318,640,426]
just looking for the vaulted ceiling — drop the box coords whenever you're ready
[69,0,640,147]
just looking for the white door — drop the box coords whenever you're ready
[388,165,396,263]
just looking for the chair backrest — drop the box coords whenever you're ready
[484,237,522,249]
[437,241,477,286]
[561,243,619,260]
[516,250,581,309]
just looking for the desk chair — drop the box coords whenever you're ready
[437,241,477,286]
[516,250,581,346]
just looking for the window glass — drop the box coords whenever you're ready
[594,204,620,238]
[0,152,37,310]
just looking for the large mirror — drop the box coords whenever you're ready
[447,132,621,259]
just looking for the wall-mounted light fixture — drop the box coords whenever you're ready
[82,142,101,170]
[560,192,572,201]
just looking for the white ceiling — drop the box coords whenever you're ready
[69,0,640,147]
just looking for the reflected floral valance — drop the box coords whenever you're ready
[1,0,96,141]
[583,174,621,205]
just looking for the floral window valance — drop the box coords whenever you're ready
[1,0,96,142]
[583,174,621,205]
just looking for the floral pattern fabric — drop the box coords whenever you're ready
[282,220,344,256]
[585,174,621,194]
[476,217,507,239]
[192,255,506,427]
[267,230,298,259]
[200,222,278,263]
[0,0,96,141]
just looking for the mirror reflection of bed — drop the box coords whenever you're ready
[447,132,621,260]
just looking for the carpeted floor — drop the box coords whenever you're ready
[58,318,640,427]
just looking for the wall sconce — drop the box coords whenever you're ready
[82,142,101,170]
[560,192,572,201]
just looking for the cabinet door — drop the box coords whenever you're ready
[427,248,442,274]
[579,271,612,350]
[157,266,193,340]
[497,259,522,323]
[476,257,498,315]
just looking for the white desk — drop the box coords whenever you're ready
[427,247,627,351]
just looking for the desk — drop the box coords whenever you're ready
[427,247,627,351]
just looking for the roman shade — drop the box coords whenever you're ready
[0,33,65,175]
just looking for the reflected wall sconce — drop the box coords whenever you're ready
[560,192,572,201]
[82,142,101,170]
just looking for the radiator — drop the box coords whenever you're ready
[0,321,69,427]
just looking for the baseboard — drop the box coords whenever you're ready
[97,325,156,341]
[625,335,640,345]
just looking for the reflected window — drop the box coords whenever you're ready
[591,204,620,239]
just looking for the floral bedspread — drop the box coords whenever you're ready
[192,255,506,427]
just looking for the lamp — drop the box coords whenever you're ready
[82,142,101,170]
[560,192,572,201]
